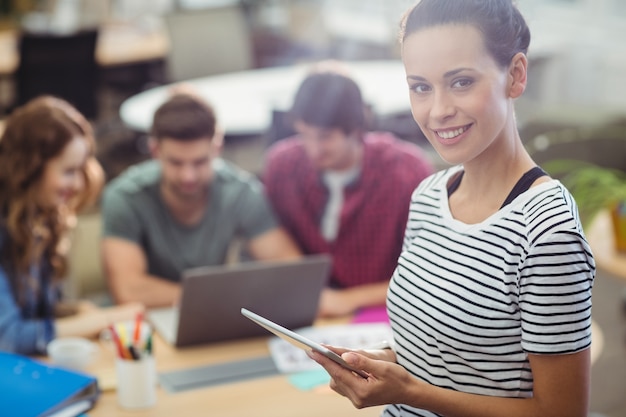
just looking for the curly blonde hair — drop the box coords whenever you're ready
[0,96,104,303]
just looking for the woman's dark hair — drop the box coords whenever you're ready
[289,71,366,135]
[400,0,530,68]
[151,93,217,141]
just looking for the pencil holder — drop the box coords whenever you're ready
[103,316,157,409]
[116,354,156,409]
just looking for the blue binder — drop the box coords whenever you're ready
[0,351,100,417]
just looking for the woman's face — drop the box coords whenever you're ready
[37,136,88,208]
[402,24,515,166]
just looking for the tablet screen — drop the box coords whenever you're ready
[241,308,368,378]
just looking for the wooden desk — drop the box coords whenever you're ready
[0,21,169,75]
[96,21,169,67]
[586,209,626,281]
[84,330,384,417]
[81,316,603,416]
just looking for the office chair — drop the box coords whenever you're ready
[264,109,296,148]
[164,5,254,82]
[16,29,99,119]
[66,210,109,303]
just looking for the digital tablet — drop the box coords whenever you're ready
[241,308,369,378]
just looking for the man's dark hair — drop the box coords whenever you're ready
[150,93,216,141]
[289,71,366,135]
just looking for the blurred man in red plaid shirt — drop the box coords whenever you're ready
[263,64,433,318]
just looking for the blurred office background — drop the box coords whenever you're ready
[0,1,625,415]
[2,0,626,146]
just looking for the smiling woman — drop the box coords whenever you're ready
[305,2,595,417]
[0,96,103,283]
[0,96,144,355]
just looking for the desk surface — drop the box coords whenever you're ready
[85,326,384,417]
[120,59,411,136]
[82,313,602,416]
[0,22,169,75]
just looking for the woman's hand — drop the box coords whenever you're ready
[307,346,417,409]
[100,302,145,327]
[311,346,592,417]
[56,301,145,339]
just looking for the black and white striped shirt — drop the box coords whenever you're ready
[384,167,595,417]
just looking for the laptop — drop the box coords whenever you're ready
[147,254,332,348]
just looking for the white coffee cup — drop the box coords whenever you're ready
[47,337,99,370]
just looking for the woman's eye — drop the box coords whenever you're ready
[452,78,473,89]
[411,83,431,94]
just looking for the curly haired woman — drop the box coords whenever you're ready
[0,96,143,355]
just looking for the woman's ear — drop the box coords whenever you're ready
[508,52,528,99]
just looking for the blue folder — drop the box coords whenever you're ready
[0,351,99,417]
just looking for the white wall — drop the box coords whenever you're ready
[519,0,626,110]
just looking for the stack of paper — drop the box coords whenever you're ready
[268,323,393,373]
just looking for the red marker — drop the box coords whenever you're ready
[108,324,127,359]
[133,312,144,346]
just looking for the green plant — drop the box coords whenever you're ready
[543,159,626,228]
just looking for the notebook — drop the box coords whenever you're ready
[0,351,99,417]
[147,254,332,348]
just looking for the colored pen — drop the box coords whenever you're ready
[116,323,132,359]
[108,324,126,359]
[128,345,141,360]
[145,331,153,355]
[133,312,143,346]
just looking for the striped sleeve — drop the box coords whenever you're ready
[519,187,594,354]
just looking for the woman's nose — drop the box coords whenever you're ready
[72,173,84,192]
[430,90,455,120]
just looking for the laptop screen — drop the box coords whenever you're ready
[149,255,332,347]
